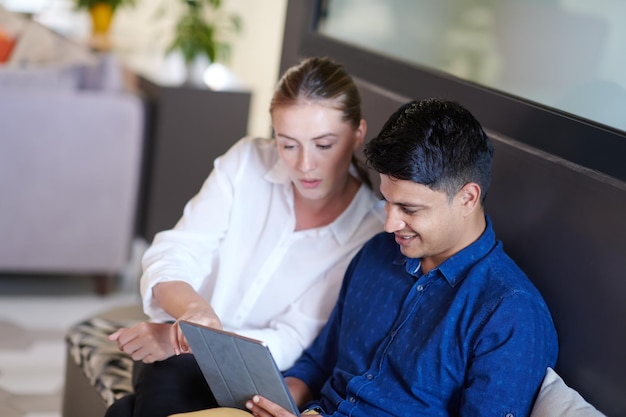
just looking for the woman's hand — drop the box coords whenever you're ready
[151,281,223,355]
[108,322,175,363]
[245,395,298,417]
[170,304,223,355]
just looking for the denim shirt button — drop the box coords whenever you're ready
[505,413,514,417]
[349,396,356,403]
[366,373,374,380]
[416,284,424,291]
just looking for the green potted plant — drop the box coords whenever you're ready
[74,0,136,36]
[166,0,242,83]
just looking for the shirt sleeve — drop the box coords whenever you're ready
[236,256,348,371]
[460,291,559,416]
[139,137,252,321]
[283,248,364,394]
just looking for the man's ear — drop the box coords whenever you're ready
[459,182,482,215]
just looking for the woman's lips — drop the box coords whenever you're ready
[300,179,322,189]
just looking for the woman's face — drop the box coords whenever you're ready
[272,101,366,202]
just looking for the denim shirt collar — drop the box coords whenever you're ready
[397,215,497,286]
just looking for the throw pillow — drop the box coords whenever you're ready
[530,367,606,417]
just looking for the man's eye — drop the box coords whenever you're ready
[402,208,419,215]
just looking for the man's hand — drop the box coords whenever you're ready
[245,395,298,417]
[108,322,175,363]
[245,378,313,417]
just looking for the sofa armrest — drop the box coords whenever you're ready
[0,90,145,274]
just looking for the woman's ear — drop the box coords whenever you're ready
[353,119,367,150]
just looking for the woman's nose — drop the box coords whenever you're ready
[298,150,315,172]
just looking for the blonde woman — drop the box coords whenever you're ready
[105,57,384,417]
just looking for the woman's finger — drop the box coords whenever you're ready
[169,322,181,355]
[178,327,191,353]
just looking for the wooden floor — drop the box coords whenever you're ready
[0,274,140,417]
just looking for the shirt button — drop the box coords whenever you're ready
[349,396,356,403]
[505,414,514,417]
[366,373,373,380]
[416,284,424,291]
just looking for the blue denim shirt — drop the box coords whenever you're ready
[285,216,558,417]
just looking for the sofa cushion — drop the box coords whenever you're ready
[65,317,136,406]
[0,64,83,91]
[531,367,606,417]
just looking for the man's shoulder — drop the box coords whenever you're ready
[353,232,401,264]
[363,231,396,250]
[470,243,546,303]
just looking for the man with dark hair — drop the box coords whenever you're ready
[195,98,559,417]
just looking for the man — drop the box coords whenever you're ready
[195,98,559,417]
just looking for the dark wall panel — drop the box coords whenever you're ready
[280,1,626,415]
[487,135,626,416]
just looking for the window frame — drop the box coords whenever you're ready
[288,0,626,182]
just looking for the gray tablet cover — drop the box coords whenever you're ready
[180,321,301,415]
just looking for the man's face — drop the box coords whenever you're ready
[379,174,468,272]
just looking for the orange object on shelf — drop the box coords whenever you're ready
[0,29,16,63]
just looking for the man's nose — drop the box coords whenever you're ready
[384,207,406,233]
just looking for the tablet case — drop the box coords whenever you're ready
[179,321,301,415]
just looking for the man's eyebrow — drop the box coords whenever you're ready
[395,202,422,208]
[379,195,420,208]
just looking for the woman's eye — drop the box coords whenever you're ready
[317,144,332,150]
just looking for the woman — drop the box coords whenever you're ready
[105,57,384,417]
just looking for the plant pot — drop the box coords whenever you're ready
[89,3,114,36]
[183,55,210,87]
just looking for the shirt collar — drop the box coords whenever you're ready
[330,185,383,246]
[265,157,290,184]
[397,215,497,286]
[264,158,383,246]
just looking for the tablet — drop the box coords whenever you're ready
[179,321,301,415]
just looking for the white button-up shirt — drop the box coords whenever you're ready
[140,136,385,369]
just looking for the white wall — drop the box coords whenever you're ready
[113,0,288,137]
[226,0,288,137]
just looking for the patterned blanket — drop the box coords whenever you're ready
[65,317,135,406]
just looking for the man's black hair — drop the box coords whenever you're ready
[364,98,494,203]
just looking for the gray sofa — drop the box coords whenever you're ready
[0,17,145,283]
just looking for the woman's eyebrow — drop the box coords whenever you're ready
[312,133,338,140]
[277,132,337,141]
